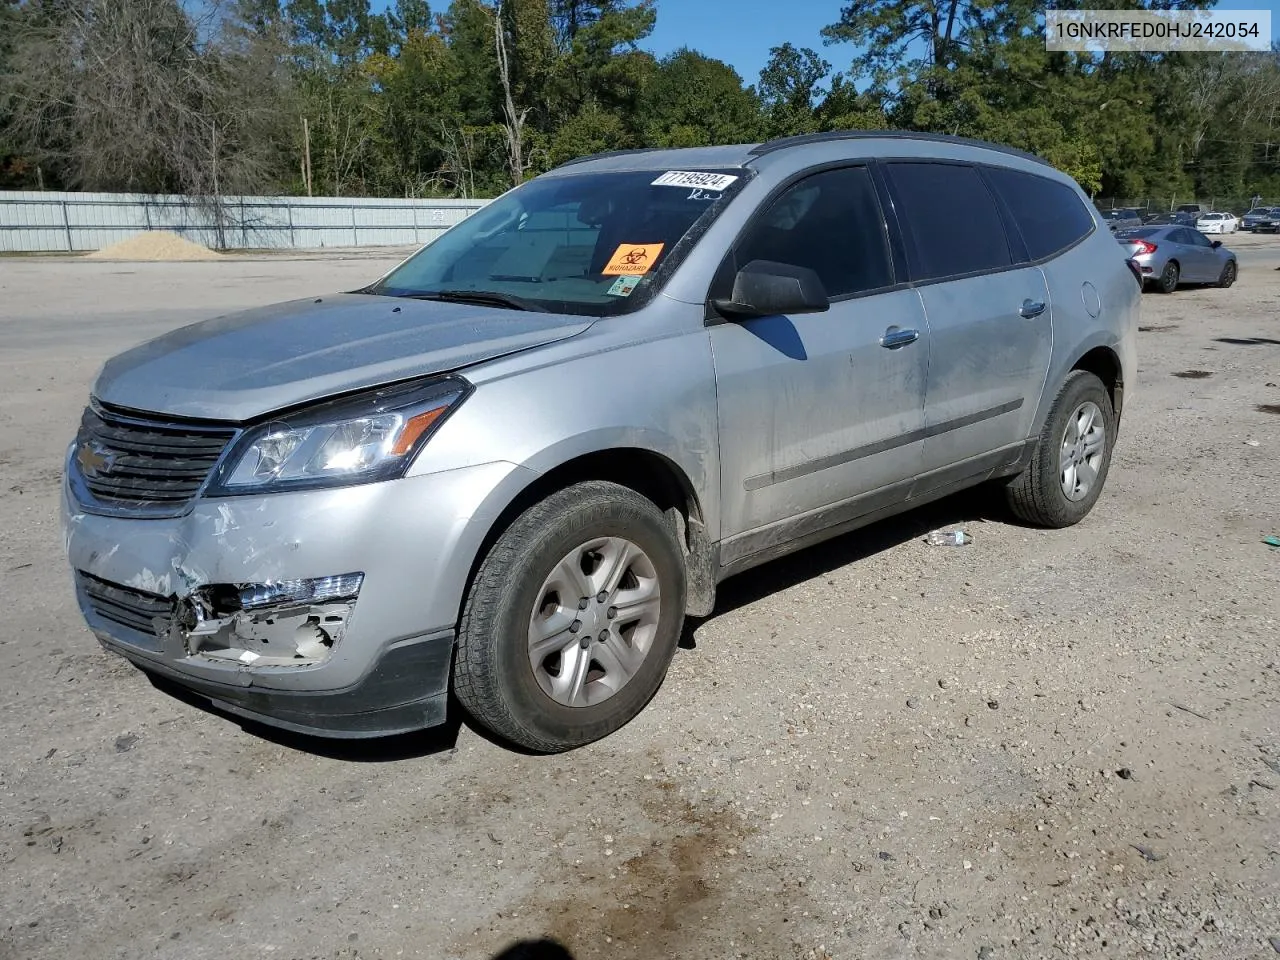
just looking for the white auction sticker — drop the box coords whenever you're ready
[652,171,739,191]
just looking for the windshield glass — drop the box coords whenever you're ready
[1117,228,1159,239]
[368,168,749,316]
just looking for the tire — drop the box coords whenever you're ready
[1217,260,1237,288]
[1005,370,1116,528]
[1156,261,1179,293]
[453,480,687,753]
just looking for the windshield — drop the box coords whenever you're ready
[368,168,749,316]
[1117,228,1159,239]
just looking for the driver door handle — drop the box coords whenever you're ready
[1020,299,1047,319]
[880,326,920,349]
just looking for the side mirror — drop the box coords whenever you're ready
[1211,240,1222,248]
[712,260,829,320]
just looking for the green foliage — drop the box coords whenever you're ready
[1,0,1277,202]
[759,43,831,138]
[641,48,763,147]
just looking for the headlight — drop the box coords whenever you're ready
[207,376,470,495]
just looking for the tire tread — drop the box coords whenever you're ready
[1006,370,1114,528]
[453,480,682,753]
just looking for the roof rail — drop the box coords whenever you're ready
[747,129,1051,167]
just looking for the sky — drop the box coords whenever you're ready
[641,0,1280,86]
[642,0,849,84]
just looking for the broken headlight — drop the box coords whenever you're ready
[208,376,470,495]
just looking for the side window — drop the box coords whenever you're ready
[728,166,894,299]
[984,166,1096,262]
[1187,229,1212,247]
[883,161,1011,280]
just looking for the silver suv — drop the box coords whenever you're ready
[62,132,1139,751]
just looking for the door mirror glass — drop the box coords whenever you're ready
[713,259,829,319]
[1211,239,1223,248]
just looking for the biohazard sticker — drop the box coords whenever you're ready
[602,242,664,276]
[652,171,739,191]
[606,275,643,297]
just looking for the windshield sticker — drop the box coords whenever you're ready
[606,275,644,297]
[652,171,739,192]
[602,242,664,276]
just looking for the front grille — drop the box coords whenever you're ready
[78,571,175,639]
[73,404,236,510]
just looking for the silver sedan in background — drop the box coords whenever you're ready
[1115,224,1237,293]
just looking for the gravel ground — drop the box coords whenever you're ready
[1,238,1278,960]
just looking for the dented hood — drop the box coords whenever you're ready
[93,294,595,421]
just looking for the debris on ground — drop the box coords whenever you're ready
[85,231,222,262]
[924,529,972,546]
[1264,535,1280,549]
[1131,844,1166,862]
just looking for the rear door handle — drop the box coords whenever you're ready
[880,326,920,349]
[1020,299,1047,319]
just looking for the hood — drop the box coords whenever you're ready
[93,294,595,421]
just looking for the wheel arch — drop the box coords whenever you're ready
[459,446,716,626]
[1069,344,1124,420]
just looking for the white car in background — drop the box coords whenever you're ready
[1196,212,1239,234]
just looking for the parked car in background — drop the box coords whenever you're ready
[1176,203,1209,218]
[1241,207,1274,231]
[1243,207,1280,233]
[1195,212,1239,234]
[61,131,1140,751]
[1104,208,1144,231]
[1143,211,1197,227]
[1116,225,1237,292]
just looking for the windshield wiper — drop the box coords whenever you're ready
[401,289,546,312]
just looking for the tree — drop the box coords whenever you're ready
[1,0,284,197]
[759,43,830,137]
[641,49,764,148]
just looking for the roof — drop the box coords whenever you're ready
[549,130,1054,176]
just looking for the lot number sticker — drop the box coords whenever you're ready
[602,242,664,276]
[651,171,739,191]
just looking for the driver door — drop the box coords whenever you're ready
[708,165,930,565]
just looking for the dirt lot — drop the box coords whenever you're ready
[1,238,1278,960]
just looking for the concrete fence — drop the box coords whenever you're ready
[0,191,491,253]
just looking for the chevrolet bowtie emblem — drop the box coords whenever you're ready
[76,440,114,478]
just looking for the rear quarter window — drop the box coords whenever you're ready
[983,166,1096,262]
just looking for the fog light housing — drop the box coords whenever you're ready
[178,573,365,666]
[239,573,364,611]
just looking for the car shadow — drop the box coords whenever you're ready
[170,485,1014,761]
[682,483,1011,638]
[149,672,466,761]
[488,940,575,960]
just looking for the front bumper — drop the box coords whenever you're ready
[62,457,535,736]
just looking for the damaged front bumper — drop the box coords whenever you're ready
[61,456,534,737]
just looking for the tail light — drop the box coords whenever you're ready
[1132,240,1157,255]
[1125,258,1143,285]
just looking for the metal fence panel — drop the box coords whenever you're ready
[0,191,490,253]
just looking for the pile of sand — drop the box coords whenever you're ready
[86,231,223,262]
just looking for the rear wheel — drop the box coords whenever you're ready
[1217,260,1237,288]
[1005,371,1116,528]
[453,481,686,753]
[1157,261,1179,293]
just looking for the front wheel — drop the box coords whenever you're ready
[453,481,687,752]
[1217,260,1237,288]
[1005,371,1117,528]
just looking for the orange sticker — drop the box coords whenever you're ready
[602,243,664,276]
